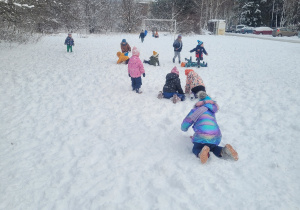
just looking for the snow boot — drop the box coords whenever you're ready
[221,144,238,161]
[136,88,142,94]
[157,91,163,99]
[179,60,181,64]
[173,58,175,63]
[198,146,210,164]
[172,94,181,104]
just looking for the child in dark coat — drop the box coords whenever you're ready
[143,51,160,66]
[64,33,74,52]
[181,91,238,164]
[173,34,183,64]
[139,30,145,43]
[190,40,208,66]
[157,67,185,103]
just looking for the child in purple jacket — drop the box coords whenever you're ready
[181,91,238,164]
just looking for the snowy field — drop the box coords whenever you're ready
[1,33,300,210]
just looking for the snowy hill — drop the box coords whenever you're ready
[1,33,300,210]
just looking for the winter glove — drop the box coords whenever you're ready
[143,73,145,77]
[128,74,131,77]
[190,50,193,53]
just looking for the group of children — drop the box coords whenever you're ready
[64,32,238,165]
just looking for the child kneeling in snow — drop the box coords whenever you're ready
[185,69,206,99]
[181,91,238,164]
[128,47,145,94]
[116,52,129,64]
[157,67,185,103]
[143,51,160,66]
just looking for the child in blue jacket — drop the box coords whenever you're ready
[190,40,207,66]
[64,33,74,52]
[181,91,238,164]
[173,34,183,64]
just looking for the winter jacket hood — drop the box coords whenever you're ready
[199,96,218,113]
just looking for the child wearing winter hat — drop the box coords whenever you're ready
[173,34,183,64]
[157,66,185,103]
[128,47,145,94]
[190,40,208,66]
[181,91,238,164]
[143,51,160,66]
[64,33,74,52]
[121,39,131,56]
[116,52,129,64]
[185,69,206,98]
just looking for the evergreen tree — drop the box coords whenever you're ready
[241,0,263,27]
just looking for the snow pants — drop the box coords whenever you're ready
[67,45,73,52]
[192,142,223,158]
[131,77,142,90]
[163,92,185,101]
[173,51,181,62]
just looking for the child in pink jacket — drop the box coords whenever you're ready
[128,47,145,93]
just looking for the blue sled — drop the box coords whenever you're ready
[184,56,207,68]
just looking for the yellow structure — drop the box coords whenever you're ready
[208,20,226,35]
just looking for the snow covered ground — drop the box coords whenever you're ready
[1,33,300,210]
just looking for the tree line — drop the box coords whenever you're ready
[0,0,299,42]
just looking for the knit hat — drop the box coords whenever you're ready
[171,66,179,75]
[122,39,126,43]
[132,46,140,57]
[116,52,121,57]
[185,69,194,76]
[178,34,182,38]
[196,91,207,100]
[153,51,158,56]
[197,40,203,45]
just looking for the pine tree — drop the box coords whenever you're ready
[241,0,263,27]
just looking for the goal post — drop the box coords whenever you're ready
[142,19,177,37]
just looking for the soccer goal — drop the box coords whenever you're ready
[142,19,177,37]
